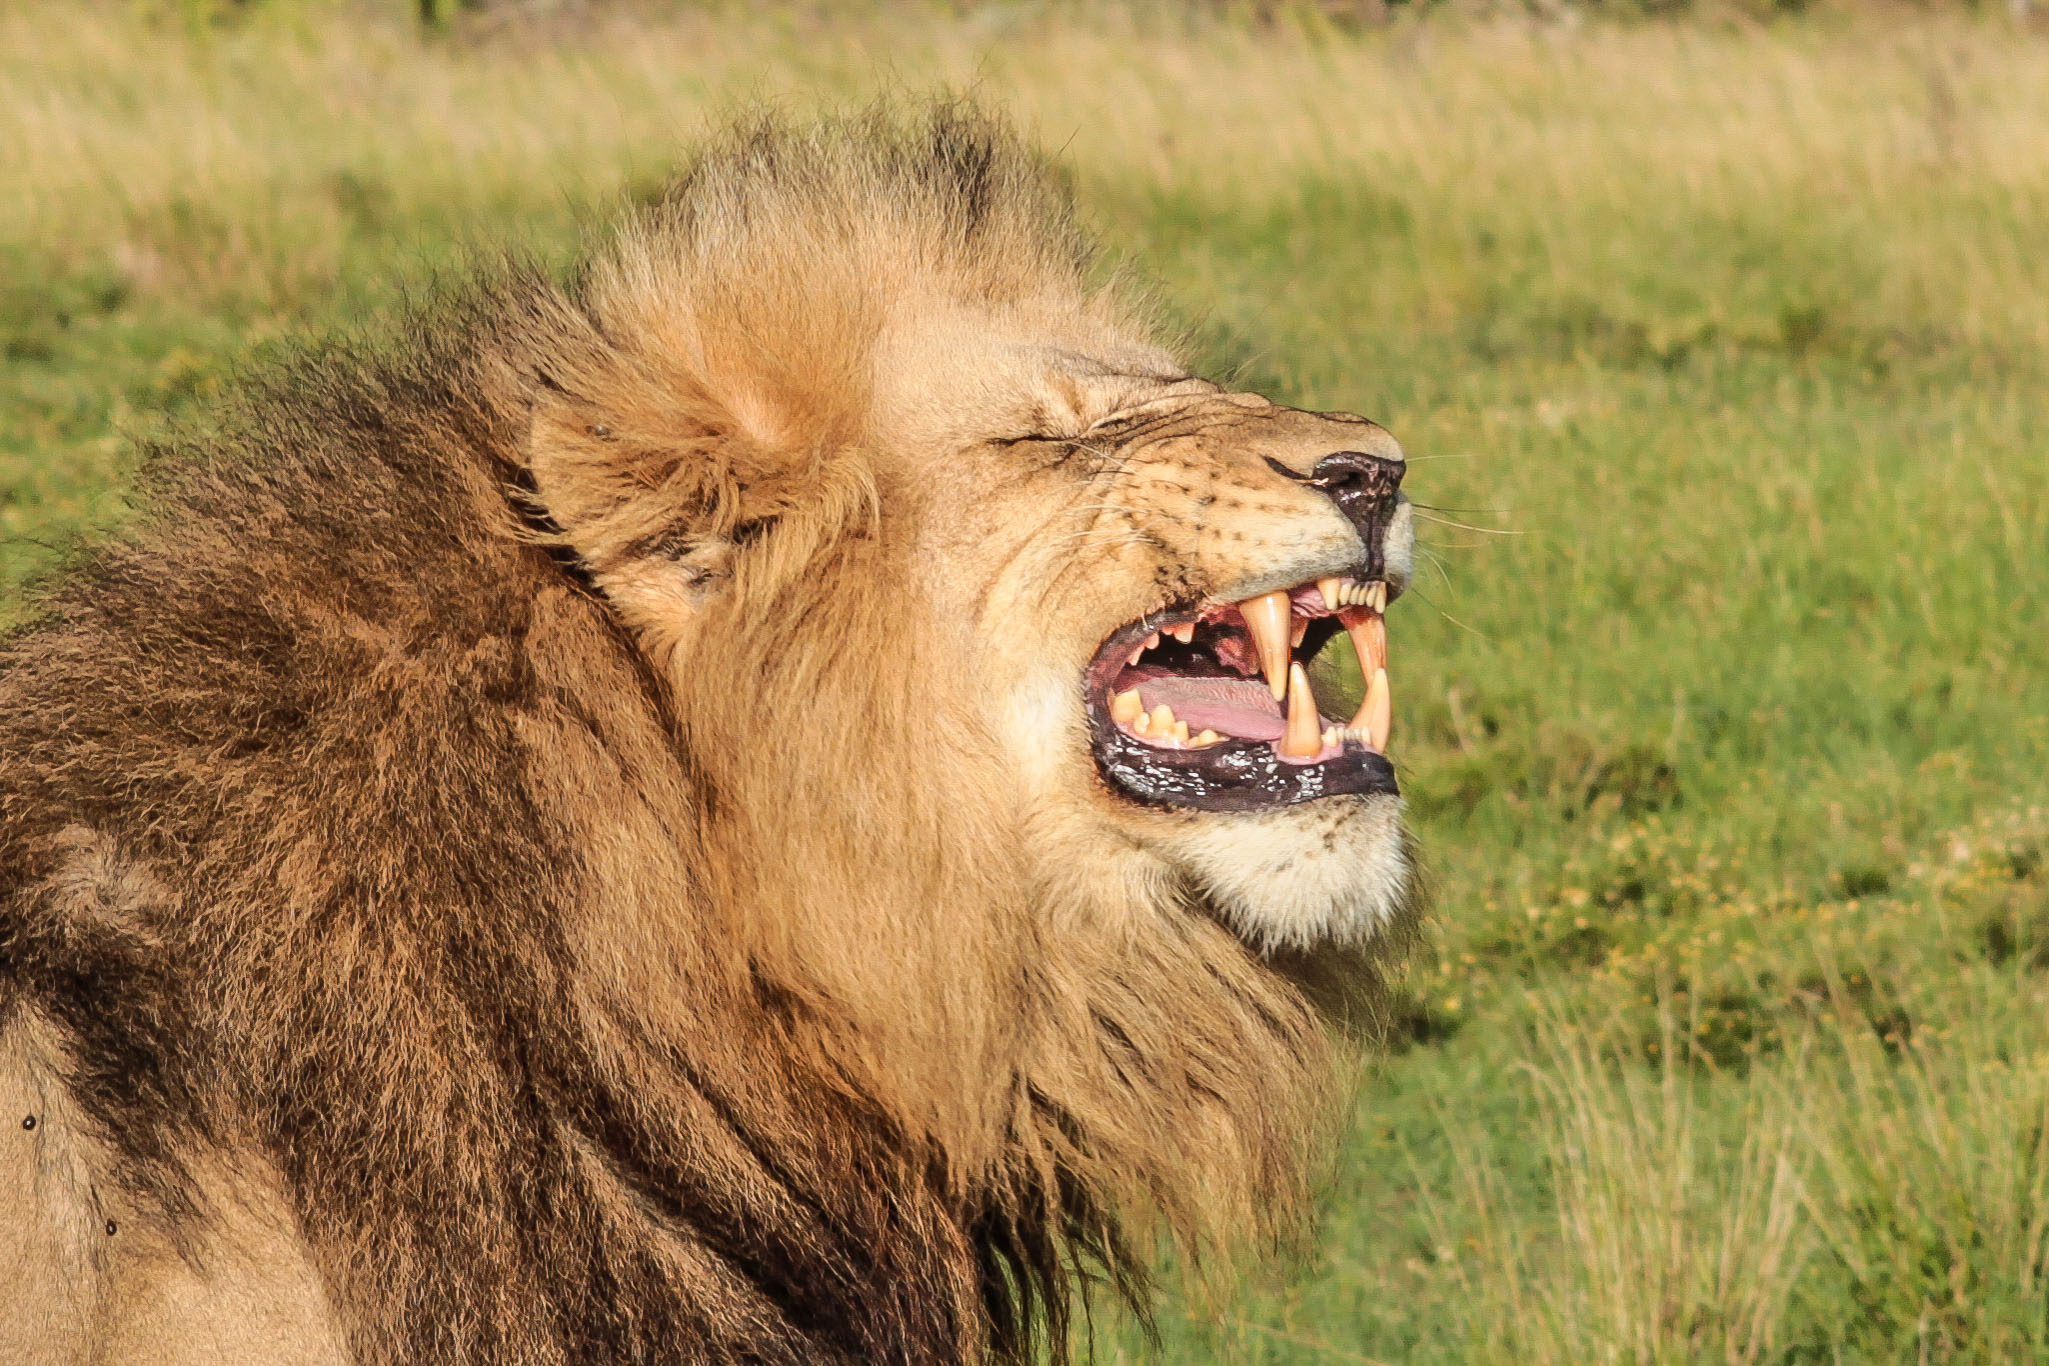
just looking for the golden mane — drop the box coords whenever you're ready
[0,104,1410,1365]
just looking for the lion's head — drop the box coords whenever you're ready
[0,105,1420,1365]
[512,103,1419,1229]
[510,101,1421,1321]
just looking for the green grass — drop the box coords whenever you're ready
[5,5,2048,1362]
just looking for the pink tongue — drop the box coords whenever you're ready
[1133,675,1285,741]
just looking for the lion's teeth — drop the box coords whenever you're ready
[1316,577,1346,611]
[1280,661,1323,759]
[1170,622,1194,644]
[1148,703,1176,737]
[1358,666,1391,752]
[1238,590,1293,699]
[1193,728,1221,747]
[1110,689,1143,726]
[1291,616,1307,648]
[1133,708,1152,735]
[1345,609,1387,676]
[1127,647,1143,667]
[1145,632,1160,652]
[1365,580,1388,613]
[1171,719,1191,746]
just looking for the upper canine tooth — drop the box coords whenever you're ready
[1344,609,1388,676]
[1280,661,1323,759]
[1111,689,1143,726]
[1238,590,1293,699]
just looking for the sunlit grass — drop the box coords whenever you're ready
[4,4,2047,1360]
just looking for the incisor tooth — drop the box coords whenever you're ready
[1111,689,1143,726]
[1280,661,1323,759]
[1317,577,1346,612]
[1359,666,1391,752]
[1239,590,1293,699]
[1366,580,1388,613]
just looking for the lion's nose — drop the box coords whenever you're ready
[1310,450,1406,578]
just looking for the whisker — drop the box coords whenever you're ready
[1413,512,1520,536]
[1416,546,1457,591]
[1401,585,1490,642]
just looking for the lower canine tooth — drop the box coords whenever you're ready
[1238,590,1294,699]
[1111,689,1143,726]
[1280,661,1323,759]
[1357,666,1391,751]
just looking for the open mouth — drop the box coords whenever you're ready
[1085,576,1399,813]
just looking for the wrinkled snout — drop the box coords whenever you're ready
[1307,450,1407,585]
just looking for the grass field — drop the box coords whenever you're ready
[5,4,2048,1362]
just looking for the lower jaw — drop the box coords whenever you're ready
[1090,718,1398,813]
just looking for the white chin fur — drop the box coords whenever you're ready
[1161,795,1409,953]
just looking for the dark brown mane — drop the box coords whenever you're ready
[0,105,1397,1366]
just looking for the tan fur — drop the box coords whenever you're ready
[0,105,1417,1364]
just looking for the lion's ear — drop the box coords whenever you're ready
[514,246,879,658]
[521,385,768,659]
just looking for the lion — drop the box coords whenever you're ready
[0,105,1420,1365]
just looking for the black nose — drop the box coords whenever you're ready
[1310,451,1404,577]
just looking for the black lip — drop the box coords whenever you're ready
[1083,605,1400,814]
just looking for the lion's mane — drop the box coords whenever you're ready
[0,107,1396,1365]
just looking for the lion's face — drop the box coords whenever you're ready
[878,321,1415,953]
